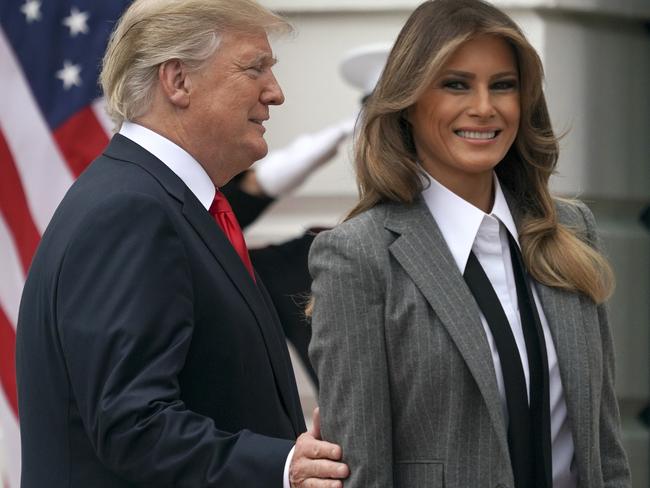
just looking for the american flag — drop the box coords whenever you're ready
[0,1,131,485]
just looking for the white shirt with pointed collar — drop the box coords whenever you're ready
[118,121,294,488]
[119,121,216,210]
[421,173,577,488]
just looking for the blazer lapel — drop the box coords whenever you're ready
[384,199,510,462]
[181,191,265,311]
[182,196,302,434]
[104,135,300,432]
[505,191,592,482]
[535,283,591,480]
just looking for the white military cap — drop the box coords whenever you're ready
[339,42,392,95]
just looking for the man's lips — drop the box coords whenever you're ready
[249,118,267,132]
[249,117,268,126]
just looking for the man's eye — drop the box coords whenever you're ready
[246,66,264,75]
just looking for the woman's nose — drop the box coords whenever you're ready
[468,86,496,118]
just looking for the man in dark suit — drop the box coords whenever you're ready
[223,172,323,387]
[15,1,348,487]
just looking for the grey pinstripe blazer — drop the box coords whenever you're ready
[309,196,630,488]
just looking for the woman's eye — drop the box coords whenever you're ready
[442,80,467,90]
[492,80,518,90]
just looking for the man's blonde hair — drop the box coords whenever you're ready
[100,0,291,129]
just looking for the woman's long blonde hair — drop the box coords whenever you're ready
[351,0,613,303]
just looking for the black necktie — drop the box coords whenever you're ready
[463,229,552,488]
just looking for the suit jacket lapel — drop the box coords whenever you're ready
[106,135,270,322]
[535,283,591,481]
[504,190,592,481]
[182,196,303,435]
[104,135,301,433]
[384,199,510,462]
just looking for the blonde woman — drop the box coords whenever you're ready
[309,0,631,487]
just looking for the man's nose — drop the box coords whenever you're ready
[261,71,284,106]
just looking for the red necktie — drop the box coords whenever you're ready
[209,190,255,281]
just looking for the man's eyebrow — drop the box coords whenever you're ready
[248,53,278,66]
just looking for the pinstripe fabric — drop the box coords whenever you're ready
[309,196,630,488]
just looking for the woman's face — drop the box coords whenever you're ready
[409,35,520,188]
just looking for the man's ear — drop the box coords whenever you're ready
[159,59,191,108]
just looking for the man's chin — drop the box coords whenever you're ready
[251,142,268,163]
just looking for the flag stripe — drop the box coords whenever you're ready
[0,309,17,418]
[0,372,20,488]
[0,214,26,328]
[0,29,74,235]
[54,106,109,178]
[0,132,41,275]
[1,4,130,485]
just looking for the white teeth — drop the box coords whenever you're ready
[456,130,497,140]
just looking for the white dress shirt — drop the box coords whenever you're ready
[119,122,294,488]
[421,173,577,488]
[119,122,216,209]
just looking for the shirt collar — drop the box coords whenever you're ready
[421,172,520,272]
[119,121,215,210]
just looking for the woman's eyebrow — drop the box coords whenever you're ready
[439,69,518,80]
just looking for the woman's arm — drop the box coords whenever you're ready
[576,202,631,487]
[309,225,394,487]
[595,302,632,487]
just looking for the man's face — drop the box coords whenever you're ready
[184,30,283,185]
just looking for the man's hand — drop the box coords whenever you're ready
[289,408,349,488]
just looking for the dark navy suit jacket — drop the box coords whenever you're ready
[16,134,305,487]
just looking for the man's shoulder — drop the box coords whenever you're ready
[71,145,172,207]
[42,147,177,248]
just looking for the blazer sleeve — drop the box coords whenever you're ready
[575,202,631,487]
[56,192,292,487]
[308,226,394,487]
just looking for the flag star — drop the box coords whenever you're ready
[62,7,90,36]
[56,61,82,90]
[20,0,42,23]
